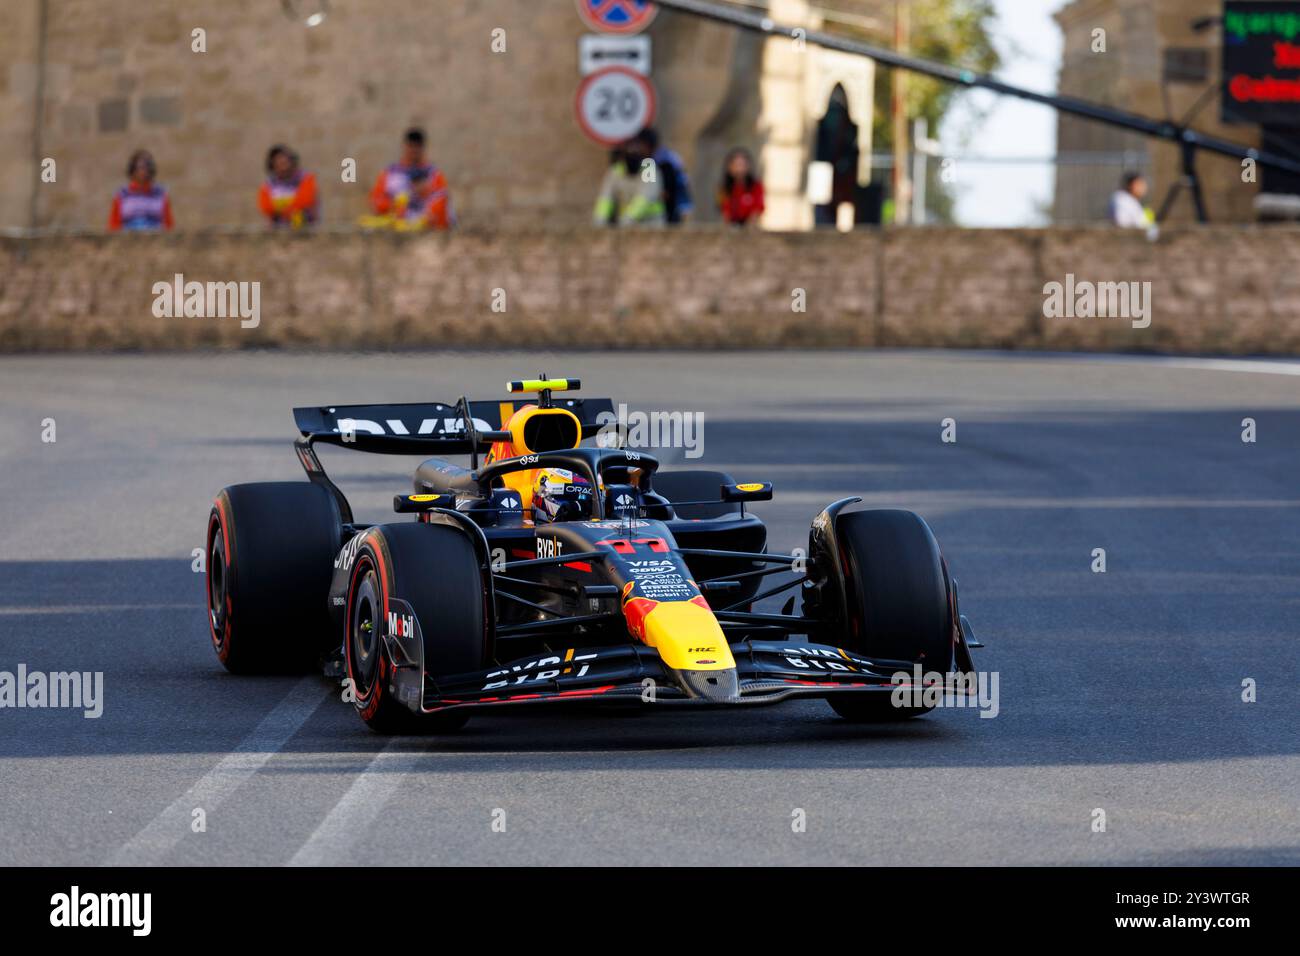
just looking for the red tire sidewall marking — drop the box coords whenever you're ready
[345,537,391,721]
[208,498,234,662]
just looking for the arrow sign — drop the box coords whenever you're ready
[580,34,652,76]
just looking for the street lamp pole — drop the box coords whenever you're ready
[891,0,911,224]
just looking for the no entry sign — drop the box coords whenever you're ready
[575,66,657,146]
[575,0,658,35]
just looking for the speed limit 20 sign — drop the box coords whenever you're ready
[575,66,657,147]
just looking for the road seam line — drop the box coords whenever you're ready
[106,676,329,866]
[287,740,423,866]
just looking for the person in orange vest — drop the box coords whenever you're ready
[369,127,454,229]
[258,145,318,229]
[108,149,174,231]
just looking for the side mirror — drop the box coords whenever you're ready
[393,493,454,513]
[721,481,773,503]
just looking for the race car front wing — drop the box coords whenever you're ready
[410,640,972,714]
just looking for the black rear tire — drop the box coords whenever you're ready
[828,509,953,722]
[207,482,342,674]
[345,522,488,735]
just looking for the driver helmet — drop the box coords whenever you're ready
[532,467,593,524]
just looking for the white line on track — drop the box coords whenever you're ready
[1156,357,1300,376]
[287,740,422,866]
[985,352,1300,376]
[106,676,330,866]
[0,603,195,615]
[286,743,645,867]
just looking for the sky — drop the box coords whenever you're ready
[937,0,1072,226]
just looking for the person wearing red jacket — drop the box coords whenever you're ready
[108,149,174,231]
[258,145,318,229]
[717,147,764,227]
[369,127,454,230]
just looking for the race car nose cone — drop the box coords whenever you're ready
[632,598,736,672]
[677,667,740,702]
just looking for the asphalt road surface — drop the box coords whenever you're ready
[1,350,1298,866]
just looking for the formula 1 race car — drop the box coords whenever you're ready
[206,377,982,733]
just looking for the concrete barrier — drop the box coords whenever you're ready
[3,226,1300,353]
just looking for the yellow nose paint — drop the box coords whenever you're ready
[641,601,734,671]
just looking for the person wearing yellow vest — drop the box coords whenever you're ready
[593,132,666,227]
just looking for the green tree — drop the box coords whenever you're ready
[865,0,1001,223]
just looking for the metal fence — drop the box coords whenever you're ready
[869,150,1153,227]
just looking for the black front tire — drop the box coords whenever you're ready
[207,482,342,674]
[828,509,953,722]
[345,522,488,735]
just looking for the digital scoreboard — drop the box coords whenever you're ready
[1223,1,1300,124]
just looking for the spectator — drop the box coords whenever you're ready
[258,145,318,229]
[1109,172,1154,229]
[108,149,173,232]
[592,134,665,227]
[639,127,693,224]
[369,127,454,230]
[597,147,626,225]
[813,85,859,227]
[717,147,764,227]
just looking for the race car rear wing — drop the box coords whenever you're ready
[291,396,616,525]
[293,397,616,455]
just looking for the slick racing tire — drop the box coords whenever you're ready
[345,522,487,735]
[207,482,342,674]
[829,509,953,722]
[651,469,739,519]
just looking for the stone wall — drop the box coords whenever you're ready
[3,226,1299,353]
[1,0,762,231]
[1,0,878,233]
